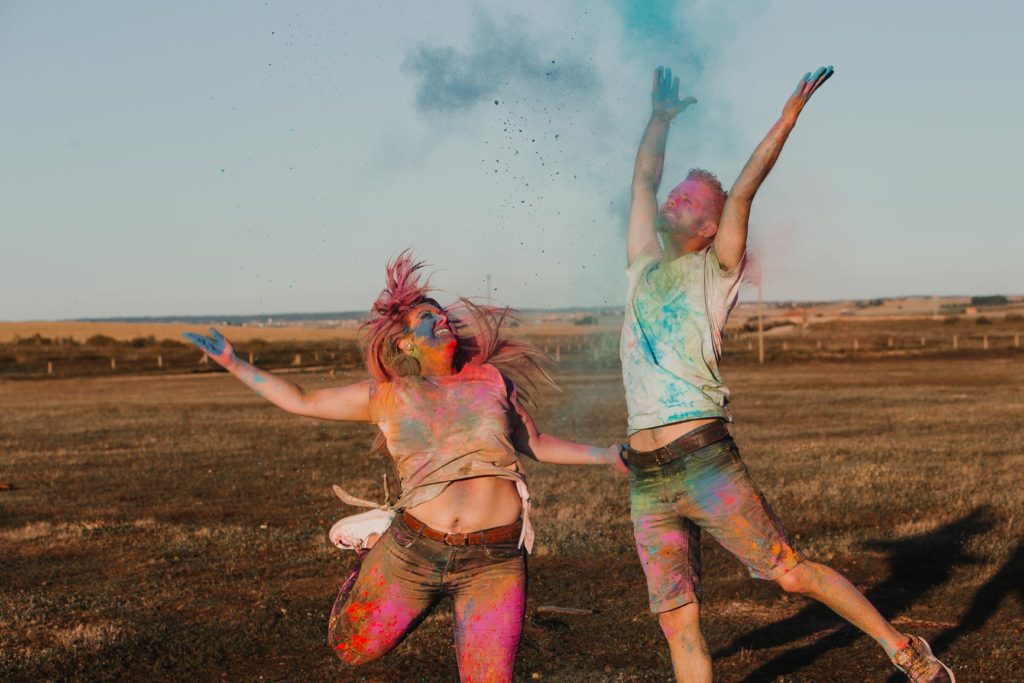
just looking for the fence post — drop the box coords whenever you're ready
[47,361,53,375]
[782,341,788,351]
[816,340,822,350]
[111,357,116,371]
[555,344,561,362]
[920,337,926,347]
[293,353,302,366]
[157,354,163,368]
[853,339,859,351]
[983,335,989,350]
[200,354,209,365]
[952,334,958,350]
[1016,334,1020,349]
[249,352,254,364]
[888,337,894,348]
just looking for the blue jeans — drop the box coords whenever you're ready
[328,511,526,681]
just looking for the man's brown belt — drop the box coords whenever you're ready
[401,511,522,546]
[624,421,731,468]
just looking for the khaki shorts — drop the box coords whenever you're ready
[629,436,804,613]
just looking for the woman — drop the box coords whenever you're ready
[184,252,623,682]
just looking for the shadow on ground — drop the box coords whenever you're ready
[713,507,1001,682]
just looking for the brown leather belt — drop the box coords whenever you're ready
[624,421,731,468]
[400,511,521,546]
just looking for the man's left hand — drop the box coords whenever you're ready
[782,65,834,123]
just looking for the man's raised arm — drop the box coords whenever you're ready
[716,66,834,270]
[627,66,697,266]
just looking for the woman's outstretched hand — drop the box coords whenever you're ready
[182,327,372,421]
[183,327,237,368]
[607,443,629,475]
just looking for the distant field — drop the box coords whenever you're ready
[1,356,1021,681]
[0,321,363,344]
[0,320,623,346]
[2,314,1022,380]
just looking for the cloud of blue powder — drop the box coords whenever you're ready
[402,12,599,114]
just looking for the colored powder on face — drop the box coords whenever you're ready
[402,305,457,373]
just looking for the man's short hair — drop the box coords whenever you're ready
[686,168,727,222]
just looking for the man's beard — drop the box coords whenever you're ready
[655,214,688,235]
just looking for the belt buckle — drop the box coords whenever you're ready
[445,532,469,546]
[653,447,672,466]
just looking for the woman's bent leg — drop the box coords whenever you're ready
[451,548,527,683]
[328,528,441,665]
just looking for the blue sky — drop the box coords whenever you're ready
[1,0,1021,320]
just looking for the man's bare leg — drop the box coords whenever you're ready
[776,560,908,656]
[658,603,713,683]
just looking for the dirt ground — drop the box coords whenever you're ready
[1,357,1021,682]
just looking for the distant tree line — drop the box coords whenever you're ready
[971,295,1008,306]
[12,334,188,349]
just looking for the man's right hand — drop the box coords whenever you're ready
[183,327,237,369]
[630,66,695,264]
[651,66,697,120]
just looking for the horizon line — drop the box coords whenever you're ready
[4,292,1021,325]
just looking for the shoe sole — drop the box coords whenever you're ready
[916,637,956,683]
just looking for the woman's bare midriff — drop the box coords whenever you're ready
[407,476,522,533]
[628,417,721,452]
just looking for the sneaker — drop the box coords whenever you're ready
[328,508,395,551]
[891,635,955,682]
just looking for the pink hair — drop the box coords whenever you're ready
[362,250,553,403]
[362,250,435,384]
[447,298,554,406]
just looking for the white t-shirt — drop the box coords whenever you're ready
[620,243,744,435]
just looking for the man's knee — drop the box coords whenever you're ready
[775,560,818,595]
[657,602,702,640]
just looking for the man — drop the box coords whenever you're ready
[619,65,954,682]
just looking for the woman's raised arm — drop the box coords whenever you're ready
[184,327,372,422]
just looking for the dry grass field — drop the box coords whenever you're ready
[0,320,621,346]
[1,355,1022,682]
[4,314,1022,381]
